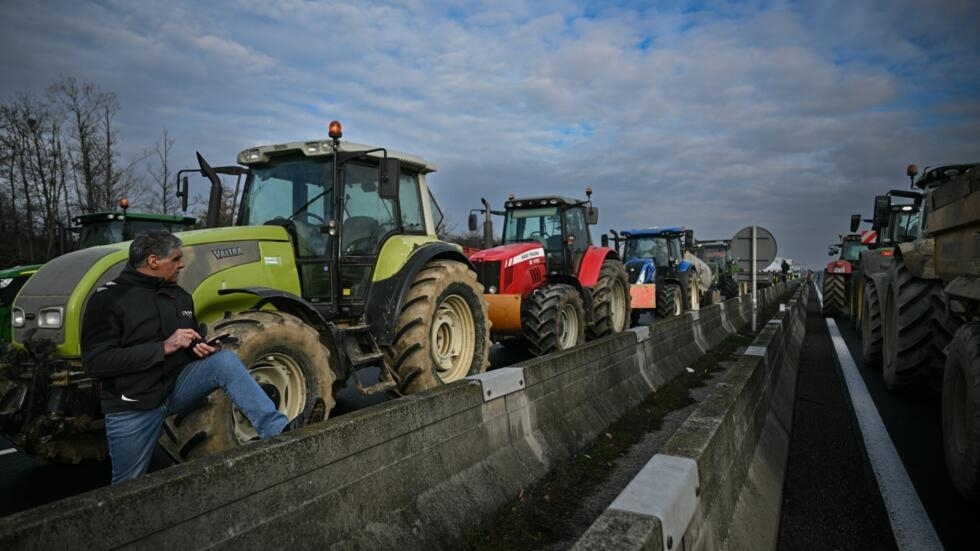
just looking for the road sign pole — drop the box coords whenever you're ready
[752,226,757,332]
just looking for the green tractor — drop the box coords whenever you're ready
[0,204,197,350]
[0,121,491,463]
[694,239,740,300]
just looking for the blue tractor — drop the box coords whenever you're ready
[605,227,711,325]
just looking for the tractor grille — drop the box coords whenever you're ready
[474,260,501,290]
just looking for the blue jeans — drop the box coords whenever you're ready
[104,350,289,484]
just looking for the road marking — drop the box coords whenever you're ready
[0,448,17,456]
[826,319,944,551]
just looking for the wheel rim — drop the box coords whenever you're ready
[673,288,682,316]
[430,294,475,382]
[610,278,627,331]
[231,353,308,443]
[558,301,580,349]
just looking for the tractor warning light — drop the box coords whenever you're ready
[328,120,343,141]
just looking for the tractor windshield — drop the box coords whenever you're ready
[840,241,869,261]
[624,236,670,268]
[503,207,562,249]
[698,245,728,269]
[78,218,196,249]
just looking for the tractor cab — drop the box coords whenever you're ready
[618,227,688,285]
[74,205,197,249]
[498,190,598,275]
[231,121,445,321]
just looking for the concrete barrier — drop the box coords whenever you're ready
[574,282,808,551]
[0,284,796,550]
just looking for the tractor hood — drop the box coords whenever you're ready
[469,242,545,265]
[624,258,656,284]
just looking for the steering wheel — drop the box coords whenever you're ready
[528,231,550,248]
[290,211,325,225]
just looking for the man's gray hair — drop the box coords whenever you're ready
[129,230,183,267]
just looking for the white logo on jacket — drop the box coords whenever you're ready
[181,310,193,317]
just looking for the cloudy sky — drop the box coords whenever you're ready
[1,0,977,270]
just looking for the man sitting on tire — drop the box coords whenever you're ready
[81,230,289,484]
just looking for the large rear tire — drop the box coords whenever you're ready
[861,274,885,369]
[720,275,739,300]
[882,258,951,391]
[821,273,846,318]
[524,283,585,356]
[586,259,631,340]
[655,283,682,319]
[943,322,980,501]
[385,259,491,395]
[161,310,335,462]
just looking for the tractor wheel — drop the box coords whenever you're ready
[586,259,631,340]
[850,269,864,321]
[385,259,491,395]
[882,258,951,392]
[821,273,846,318]
[682,271,699,311]
[720,276,739,300]
[655,283,682,319]
[523,283,586,356]
[161,310,335,462]
[861,274,885,369]
[943,322,980,501]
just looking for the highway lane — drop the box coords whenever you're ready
[834,315,978,549]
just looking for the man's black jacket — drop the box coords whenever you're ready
[81,265,199,413]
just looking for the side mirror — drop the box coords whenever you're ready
[849,214,861,233]
[468,213,478,232]
[585,207,598,225]
[379,158,400,199]
[178,176,189,212]
[601,234,609,247]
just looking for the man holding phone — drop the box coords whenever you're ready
[81,230,288,484]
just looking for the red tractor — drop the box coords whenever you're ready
[468,188,631,356]
[822,231,873,317]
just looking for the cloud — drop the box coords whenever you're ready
[0,0,977,271]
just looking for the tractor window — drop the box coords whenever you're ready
[564,208,588,271]
[244,157,332,257]
[503,207,561,246]
[78,221,123,248]
[668,237,683,263]
[426,186,444,235]
[399,173,425,233]
[889,210,920,243]
[698,246,727,267]
[341,163,396,255]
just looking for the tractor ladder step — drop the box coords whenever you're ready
[341,325,396,396]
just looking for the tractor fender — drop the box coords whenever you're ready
[364,242,473,346]
[578,246,618,286]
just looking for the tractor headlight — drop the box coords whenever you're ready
[0,277,12,289]
[38,307,64,329]
[487,285,498,294]
[12,307,25,328]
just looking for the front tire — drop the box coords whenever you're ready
[861,274,885,369]
[385,260,491,395]
[882,258,951,392]
[523,283,586,356]
[943,322,980,501]
[586,259,631,340]
[161,310,335,461]
[655,282,682,319]
[822,273,846,318]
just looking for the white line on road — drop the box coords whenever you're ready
[0,448,17,456]
[826,318,943,551]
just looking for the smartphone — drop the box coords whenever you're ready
[206,333,231,346]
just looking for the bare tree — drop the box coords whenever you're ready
[144,128,178,213]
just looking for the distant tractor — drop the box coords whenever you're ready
[0,203,197,349]
[606,227,712,326]
[821,232,872,317]
[877,162,980,500]
[695,239,741,300]
[850,180,923,367]
[0,121,491,464]
[467,189,630,356]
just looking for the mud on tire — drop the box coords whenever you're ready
[943,322,980,501]
[385,259,491,395]
[161,310,335,462]
[586,259,631,340]
[523,283,586,356]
